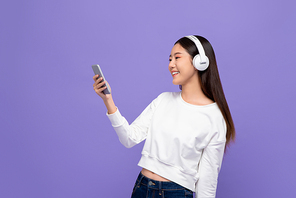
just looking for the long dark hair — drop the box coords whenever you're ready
[175,35,235,148]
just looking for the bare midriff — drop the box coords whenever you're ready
[141,168,170,181]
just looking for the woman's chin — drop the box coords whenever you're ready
[172,80,180,85]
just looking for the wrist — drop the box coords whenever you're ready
[103,95,113,103]
[103,97,117,114]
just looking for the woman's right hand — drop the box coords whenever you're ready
[92,74,117,114]
[92,75,112,100]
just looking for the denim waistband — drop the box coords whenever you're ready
[136,172,186,190]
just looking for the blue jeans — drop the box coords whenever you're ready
[131,172,193,198]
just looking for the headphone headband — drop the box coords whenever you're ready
[185,35,209,71]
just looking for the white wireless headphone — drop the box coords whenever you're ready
[185,35,209,71]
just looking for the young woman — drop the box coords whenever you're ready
[92,35,235,198]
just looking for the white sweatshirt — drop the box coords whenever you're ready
[107,92,226,198]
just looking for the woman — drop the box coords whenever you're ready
[93,35,235,198]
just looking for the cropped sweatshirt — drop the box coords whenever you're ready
[107,92,226,198]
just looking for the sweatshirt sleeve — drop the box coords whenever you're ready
[195,140,226,198]
[106,93,164,148]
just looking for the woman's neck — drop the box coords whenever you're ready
[181,77,214,106]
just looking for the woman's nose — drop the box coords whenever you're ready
[169,60,175,68]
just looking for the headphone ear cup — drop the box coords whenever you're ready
[193,55,209,71]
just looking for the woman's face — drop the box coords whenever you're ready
[168,43,198,86]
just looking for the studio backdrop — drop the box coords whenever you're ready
[1,0,295,197]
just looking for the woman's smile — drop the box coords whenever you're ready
[171,71,180,77]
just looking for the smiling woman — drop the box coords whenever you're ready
[92,35,235,198]
[173,36,235,147]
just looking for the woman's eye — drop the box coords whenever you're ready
[169,57,180,61]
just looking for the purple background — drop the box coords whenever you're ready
[1,1,295,197]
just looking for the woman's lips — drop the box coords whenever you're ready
[172,71,179,77]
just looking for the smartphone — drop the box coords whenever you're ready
[92,64,111,94]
